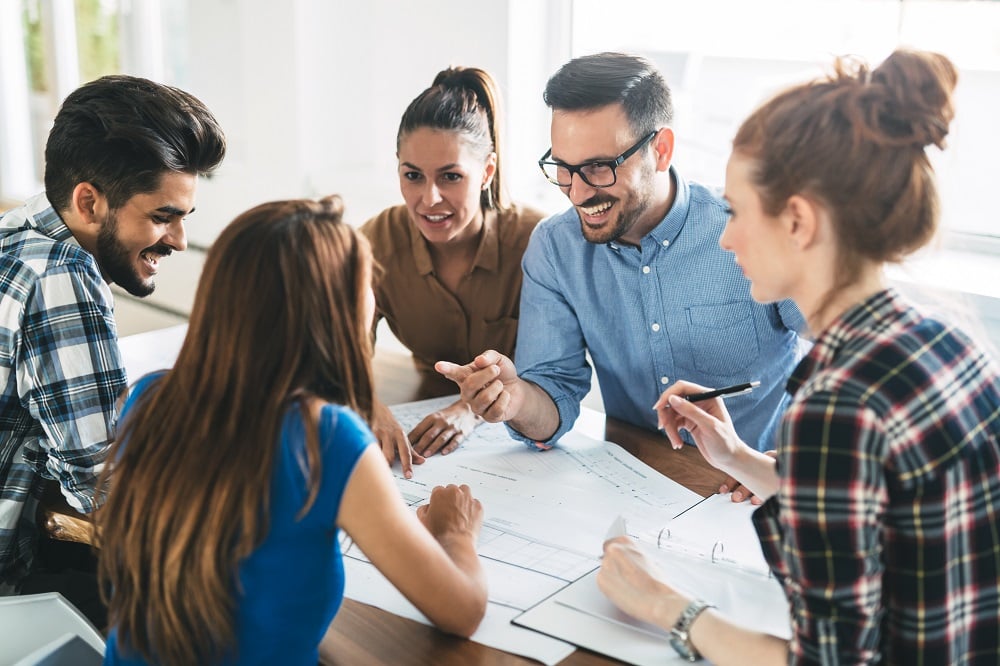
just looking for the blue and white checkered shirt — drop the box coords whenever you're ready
[512,167,807,451]
[1,193,126,590]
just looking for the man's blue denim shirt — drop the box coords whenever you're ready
[510,167,808,451]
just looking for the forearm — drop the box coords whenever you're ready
[719,446,779,500]
[506,379,562,442]
[432,533,488,637]
[640,593,787,666]
[692,609,788,666]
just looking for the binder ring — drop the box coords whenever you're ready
[657,527,671,549]
[711,541,724,563]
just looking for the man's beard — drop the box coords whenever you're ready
[576,165,656,245]
[95,211,169,297]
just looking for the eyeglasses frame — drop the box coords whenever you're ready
[537,129,659,188]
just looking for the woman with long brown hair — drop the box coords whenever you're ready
[598,49,1000,664]
[97,196,487,665]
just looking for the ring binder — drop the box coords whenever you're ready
[711,541,724,564]
[637,496,776,580]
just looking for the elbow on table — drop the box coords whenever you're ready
[434,587,488,638]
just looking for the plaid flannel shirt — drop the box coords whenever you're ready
[754,288,1000,665]
[1,194,126,590]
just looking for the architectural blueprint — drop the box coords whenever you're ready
[342,395,703,665]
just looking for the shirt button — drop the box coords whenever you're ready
[660,376,670,385]
[642,266,651,274]
[662,239,670,247]
[651,323,661,332]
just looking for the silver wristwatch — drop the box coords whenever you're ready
[669,599,714,662]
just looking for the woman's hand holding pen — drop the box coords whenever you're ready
[656,381,780,501]
[654,381,744,474]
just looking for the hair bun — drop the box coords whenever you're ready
[317,194,345,220]
[870,49,957,150]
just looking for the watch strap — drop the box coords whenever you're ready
[669,598,714,661]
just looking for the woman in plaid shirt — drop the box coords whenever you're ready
[598,49,1000,664]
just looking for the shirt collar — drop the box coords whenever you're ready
[607,165,690,251]
[786,287,902,395]
[409,208,499,276]
[0,192,77,246]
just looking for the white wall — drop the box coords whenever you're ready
[168,0,566,245]
[123,0,570,321]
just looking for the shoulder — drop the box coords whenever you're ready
[359,205,409,244]
[501,202,548,227]
[318,403,376,446]
[1,231,100,285]
[120,371,168,419]
[685,180,730,224]
[497,202,549,249]
[529,206,578,243]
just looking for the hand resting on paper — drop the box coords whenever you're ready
[370,399,425,479]
[416,483,485,542]
[408,398,483,457]
[596,536,691,630]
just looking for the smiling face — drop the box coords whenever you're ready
[95,171,195,296]
[550,104,664,246]
[720,153,796,304]
[397,127,496,247]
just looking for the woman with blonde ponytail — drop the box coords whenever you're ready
[597,50,1000,665]
[98,196,486,665]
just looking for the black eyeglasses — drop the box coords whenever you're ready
[538,130,658,188]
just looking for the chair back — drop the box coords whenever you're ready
[0,593,104,665]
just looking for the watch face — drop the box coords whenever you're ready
[670,631,697,661]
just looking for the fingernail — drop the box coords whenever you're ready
[405,471,412,479]
[719,484,729,493]
[732,491,743,501]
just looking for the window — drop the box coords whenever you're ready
[570,0,1000,241]
[0,0,167,204]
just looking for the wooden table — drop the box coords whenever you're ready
[43,346,726,664]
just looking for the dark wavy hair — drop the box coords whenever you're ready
[543,51,673,138]
[45,74,226,212]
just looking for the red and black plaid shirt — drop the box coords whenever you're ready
[754,289,1000,665]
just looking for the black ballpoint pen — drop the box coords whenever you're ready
[685,381,761,403]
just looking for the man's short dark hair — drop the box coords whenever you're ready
[44,75,226,212]
[543,52,673,136]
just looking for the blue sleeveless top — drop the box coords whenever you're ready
[105,373,373,665]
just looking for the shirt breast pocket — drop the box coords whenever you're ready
[682,302,761,377]
[475,316,519,358]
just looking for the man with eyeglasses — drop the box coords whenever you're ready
[438,52,806,466]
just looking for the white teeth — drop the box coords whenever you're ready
[581,201,613,216]
[425,214,450,222]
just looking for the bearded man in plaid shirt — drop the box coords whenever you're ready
[0,75,225,627]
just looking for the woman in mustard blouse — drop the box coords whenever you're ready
[361,66,545,475]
